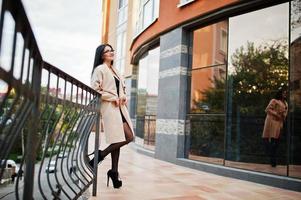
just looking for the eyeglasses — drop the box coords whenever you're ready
[103,49,115,54]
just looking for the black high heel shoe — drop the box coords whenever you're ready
[107,169,122,188]
[88,150,104,169]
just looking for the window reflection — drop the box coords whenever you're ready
[188,21,227,164]
[188,114,225,164]
[191,21,227,114]
[192,21,227,69]
[226,3,289,176]
[289,0,301,179]
[191,65,226,114]
[136,47,160,150]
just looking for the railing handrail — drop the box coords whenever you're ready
[43,62,98,95]
[0,0,42,62]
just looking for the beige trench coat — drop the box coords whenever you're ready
[91,63,134,144]
[262,99,288,139]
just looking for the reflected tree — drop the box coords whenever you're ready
[196,77,225,113]
[230,40,288,114]
[291,0,301,30]
[199,40,288,115]
[197,40,289,162]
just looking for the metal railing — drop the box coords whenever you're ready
[143,115,156,146]
[136,115,156,147]
[0,0,100,199]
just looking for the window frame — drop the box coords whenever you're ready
[117,0,128,26]
[185,1,292,175]
[220,28,228,54]
[177,0,196,8]
[134,0,160,38]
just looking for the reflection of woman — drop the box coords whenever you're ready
[262,88,288,167]
[89,44,134,188]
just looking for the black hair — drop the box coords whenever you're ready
[275,87,287,100]
[91,44,114,75]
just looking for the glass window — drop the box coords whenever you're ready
[220,29,227,53]
[135,0,159,35]
[118,0,126,9]
[187,114,225,164]
[289,0,301,179]
[192,21,228,69]
[136,47,160,150]
[187,20,228,165]
[154,0,159,18]
[190,21,228,114]
[190,65,226,114]
[118,0,128,25]
[225,3,289,176]
[143,0,153,29]
[115,31,126,75]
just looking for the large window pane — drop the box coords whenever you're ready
[192,21,227,69]
[187,21,228,164]
[191,65,226,114]
[226,3,289,176]
[136,47,160,150]
[289,0,301,179]
[137,56,148,139]
[115,31,126,74]
[187,114,225,165]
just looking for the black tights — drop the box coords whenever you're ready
[270,138,279,166]
[101,122,134,172]
[263,138,279,166]
[111,148,120,172]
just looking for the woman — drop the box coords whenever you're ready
[89,44,134,188]
[262,88,288,167]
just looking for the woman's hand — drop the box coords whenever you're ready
[120,96,127,106]
[273,113,283,121]
[113,98,120,107]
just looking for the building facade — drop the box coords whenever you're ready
[101,0,301,191]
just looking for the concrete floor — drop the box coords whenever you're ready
[88,139,301,200]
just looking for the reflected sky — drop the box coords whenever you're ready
[137,47,160,96]
[291,0,301,41]
[228,2,289,73]
[138,56,148,91]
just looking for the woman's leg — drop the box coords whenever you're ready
[270,138,279,167]
[111,148,120,172]
[262,138,270,156]
[89,122,134,169]
[102,122,134,158]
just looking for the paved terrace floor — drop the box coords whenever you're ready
[88,137,301,200]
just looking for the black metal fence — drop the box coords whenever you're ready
[136,115,156,147]
[0,0,101,199]
[143,115,156,146]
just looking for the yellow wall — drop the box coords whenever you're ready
[102,0,138,77]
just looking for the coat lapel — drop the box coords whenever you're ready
[111,66,121,80]
[111,66,125,88]
[102,63,124,95]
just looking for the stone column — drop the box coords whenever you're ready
[155,27,190,163]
